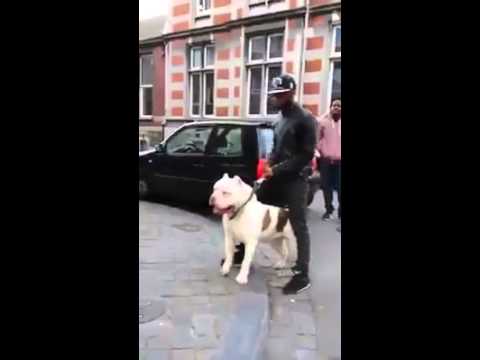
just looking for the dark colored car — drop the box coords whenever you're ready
[139,120,320,206]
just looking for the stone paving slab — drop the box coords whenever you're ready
[139,200,323,360]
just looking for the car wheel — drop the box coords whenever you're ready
[139,178,150,199]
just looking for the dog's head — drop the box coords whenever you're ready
[209,174,251,217]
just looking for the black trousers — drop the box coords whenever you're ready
[319,158,341,217]
[256,177,310,275]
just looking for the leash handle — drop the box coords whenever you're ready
[252,177,266,193]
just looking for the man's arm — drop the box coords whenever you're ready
[271,116,316,177]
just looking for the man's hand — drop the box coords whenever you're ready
[263,163,274,179]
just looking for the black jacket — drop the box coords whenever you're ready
[269,102,317,180]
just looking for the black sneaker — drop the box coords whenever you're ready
[220,244,244,268]
[322,211,333,220]
[282,273,311,295]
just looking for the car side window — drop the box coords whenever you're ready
[209,126,243,157]
[166,126,213,155]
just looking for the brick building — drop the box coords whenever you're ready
[139,0,341,141]
[139,16,168,146]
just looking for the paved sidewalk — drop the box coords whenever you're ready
[139,201,238,360]
[139,199,336,359]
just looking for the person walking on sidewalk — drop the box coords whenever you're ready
[220,74,316,295]
[317,99,341,220]
[259,74,317,294]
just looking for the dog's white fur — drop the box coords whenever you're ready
[209,174,297,284]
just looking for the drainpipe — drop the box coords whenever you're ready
[298,0,310,106]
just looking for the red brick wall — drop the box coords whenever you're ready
[304,82,321,95]
[216,107,229,116]
[217,69,230,80]
[305,59,322,72]
[172,73,184,82]
[217,88,229,98]
[217,49,230,61]
[306,36,324,50]
[173,3,189,16]
[171,90,184,100]
[303,104,319,116]
[214,0,231,7]
[214,13,231,25]
[172,107,184,116]
[173,21,189,32]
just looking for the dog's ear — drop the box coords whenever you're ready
[233,175,242,185]
[222,173,228,179]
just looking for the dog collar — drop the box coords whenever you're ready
[229,181,261,220]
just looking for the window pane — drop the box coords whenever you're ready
[204,72,214,115]
[250,37,266,61]
[166,127,213,155]
[210,127,243,157]
[191,74,201,115]
[269,35,283,59]
[267,65,282,114]
[257,128,274,158]
[205,46,215,67]
[191,48,202,68]
[335,26,341,53]
[249,67,262,115]
[141,55,153,85]
[142,87,153,116]
[201,0,211,11]
[331,61,341,100]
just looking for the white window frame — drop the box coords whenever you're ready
[197,0,212,16]
[267,33,284,61]
[189,45,215,118]
[248,36,267,64]
[247,65,264,119]
[331,24,341,59]
[190,46,203,71]
[189,72,202,118]
[139,54,153,119]
[204,45,215,69]
[246,33,284,118]
[327,24,341,106]
[203,71,215,117]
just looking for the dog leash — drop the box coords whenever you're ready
[229,178,265,220]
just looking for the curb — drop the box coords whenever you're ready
[214,268,269,360]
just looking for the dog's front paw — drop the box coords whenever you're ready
[235,273,248,285]
[221,263,231,276]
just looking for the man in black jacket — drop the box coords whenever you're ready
[260,74,317,294]
[220,74,316,294]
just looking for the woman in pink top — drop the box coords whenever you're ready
[317,99,341,221]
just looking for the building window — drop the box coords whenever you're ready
[328,25,341,103]
[189,45,215,117]
[247,33,284,117]
[197,0,211,15]
[140,54,153,118]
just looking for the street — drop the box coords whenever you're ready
[139,192,341,360]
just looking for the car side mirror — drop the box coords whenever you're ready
[155,143,165,153]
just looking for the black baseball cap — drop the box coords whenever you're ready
[268,74,297,95]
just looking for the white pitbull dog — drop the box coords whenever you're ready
[209,174,297,285]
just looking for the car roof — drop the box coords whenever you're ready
[181,120,274,127]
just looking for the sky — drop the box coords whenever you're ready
[139,0,170,20]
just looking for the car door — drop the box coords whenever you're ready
[152,125,214,202]
[205,125,255,186]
